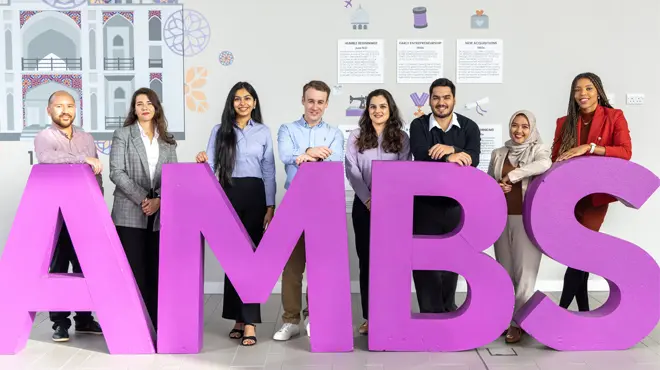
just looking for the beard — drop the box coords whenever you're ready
[432,104,453,119]
[52,114,74,128]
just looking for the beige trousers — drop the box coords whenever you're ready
[281,235,309,324]
[493,215,542,327]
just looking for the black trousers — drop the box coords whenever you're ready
[352,195,371,320]
[116,215,159,330]
[411,197,462,313]
[221,177,267,325]
[49,222,95,330]
[558,200,608,312]
[559,268,590,311]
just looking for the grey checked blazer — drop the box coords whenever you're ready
[109,124,178,231]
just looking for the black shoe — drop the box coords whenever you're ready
[52,326,69,342]
[75,320,103,335]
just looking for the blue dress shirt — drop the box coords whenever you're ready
[206,120,276,206]
[277,116,344,189]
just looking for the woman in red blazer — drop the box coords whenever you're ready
[551,72,632,311]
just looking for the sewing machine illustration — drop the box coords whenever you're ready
[346,95,366,116]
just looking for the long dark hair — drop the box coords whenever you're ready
[213,81,263,187]
[124,87,176,145]
[356,89,405,153]
[554,72,613,156]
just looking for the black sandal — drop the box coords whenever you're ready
[228,328,244,339]
[241,325,257,346]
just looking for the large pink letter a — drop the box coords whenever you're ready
[0,165,154,354]
[157,163,353,353]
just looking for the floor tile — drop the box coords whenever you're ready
[3,292,656,370]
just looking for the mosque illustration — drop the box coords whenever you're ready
[0,0,187,143]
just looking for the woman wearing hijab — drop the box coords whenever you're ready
[487,110,552,344]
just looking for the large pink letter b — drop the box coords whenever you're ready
[369,161,514,351]
[517,157,660,350]
[158,163,353,353]
[0,165,154,354]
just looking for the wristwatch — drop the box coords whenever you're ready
[589,143,596,154]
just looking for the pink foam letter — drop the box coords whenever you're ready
[369,161,514,351]
[158,163,353,353]
[0,165,154,354]
[516,157,660,350]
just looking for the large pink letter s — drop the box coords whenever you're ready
[157,162,353,353]
[0,165,154,354]
[368,161,514,351]
[516,157,660,350]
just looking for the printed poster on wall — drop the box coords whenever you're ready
[396,39,444,84]
[338,39,385,84]
[478,124,503,172]
[456,39,503,84]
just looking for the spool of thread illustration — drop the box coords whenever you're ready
[413,7,428,28]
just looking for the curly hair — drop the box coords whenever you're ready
[356,89,405,153]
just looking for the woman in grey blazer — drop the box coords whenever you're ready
[109,87,178,331]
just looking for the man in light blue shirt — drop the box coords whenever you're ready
[273,80,344,341]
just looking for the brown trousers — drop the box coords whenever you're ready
[281,235,309,324]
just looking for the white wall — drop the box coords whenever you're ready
[0,0,659,294]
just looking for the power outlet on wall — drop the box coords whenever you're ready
[626,93,645,105]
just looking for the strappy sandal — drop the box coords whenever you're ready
[241,324,257,346]
[358,321,368,335]
[229,324,244,339]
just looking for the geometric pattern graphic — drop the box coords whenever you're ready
[219,50,234,66]
[42,0,87,9]
[19,11,40,28]
[20,11,82,28]
[22,74,83,127]
[149,10,162,20]
[60,11,82,28]
[184,66,208,113]
[102,11,134,24]
[163,9,211,57]
[95,140,112,155]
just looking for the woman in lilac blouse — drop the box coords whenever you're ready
[345,89,411,335]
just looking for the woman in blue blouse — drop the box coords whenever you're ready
[195,81,276,346]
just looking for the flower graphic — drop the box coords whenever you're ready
[163,10,211,57]
[184,67,209,113]
[219,51,234,66]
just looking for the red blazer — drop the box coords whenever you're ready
[551,105,633,207]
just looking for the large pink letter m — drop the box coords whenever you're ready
[158,163,353,353]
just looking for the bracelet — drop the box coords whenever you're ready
[589,143,596,154]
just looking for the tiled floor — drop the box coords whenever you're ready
[1,292,658,369]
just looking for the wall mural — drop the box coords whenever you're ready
[0,0,191,161]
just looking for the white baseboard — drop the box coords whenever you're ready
[203,279,611,295]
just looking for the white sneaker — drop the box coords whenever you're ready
[304,317,310,337]
[273,323,300,341]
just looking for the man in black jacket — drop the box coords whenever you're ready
[409,78,481,313]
